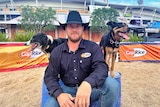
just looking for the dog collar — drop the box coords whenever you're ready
[110,39,120,48]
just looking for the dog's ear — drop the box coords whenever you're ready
[113,23,128,33]
[106,21,117,29]
[35,33,48,50]
[46,35,53,44]
[42,36,48,48]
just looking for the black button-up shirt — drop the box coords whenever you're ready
[44,39,108,98]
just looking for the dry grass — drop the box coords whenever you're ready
[0,62,160,107]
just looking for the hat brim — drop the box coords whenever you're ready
[59,22,89,30]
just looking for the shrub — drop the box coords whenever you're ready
[128,33,144,42]
[14,31,35,42]
[0,32,11,42]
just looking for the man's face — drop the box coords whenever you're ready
[65,23,84,42]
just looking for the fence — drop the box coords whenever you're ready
[119,42,160,62]
[0,42,48,72]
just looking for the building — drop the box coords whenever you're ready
[0,0,160,42]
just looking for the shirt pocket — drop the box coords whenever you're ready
[79,58,91,74]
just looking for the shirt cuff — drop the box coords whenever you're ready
[49,88,63,98]
[84,78,96,88]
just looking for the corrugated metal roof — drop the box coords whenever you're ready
[0,14,90,25]
[0,0,159,24]
[1,0,159,13]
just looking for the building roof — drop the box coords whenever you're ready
[0,0,159,14]
[0,0,159,25]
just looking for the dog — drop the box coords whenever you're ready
[25,33,66,57]
[100,21,129,77]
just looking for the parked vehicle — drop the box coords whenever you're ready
[144,21,160,42]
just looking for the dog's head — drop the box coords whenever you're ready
[26,33,53,52]
[107,21,129,41]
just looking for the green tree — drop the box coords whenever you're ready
[20,5,56,33]
[90,7,119,35]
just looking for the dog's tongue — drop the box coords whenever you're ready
[120,33,130,40]
[31,43,38,50]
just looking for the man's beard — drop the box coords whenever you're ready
[69,37,81,43]
[68,34,82,43]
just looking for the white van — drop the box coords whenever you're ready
[117,16,154,27]
[129,17,153,27]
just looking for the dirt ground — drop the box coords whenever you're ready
[0,62,160,107]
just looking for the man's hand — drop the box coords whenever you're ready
[57,93,75,107]
[75,81,91,107]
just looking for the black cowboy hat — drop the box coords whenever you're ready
[59,10,89,30]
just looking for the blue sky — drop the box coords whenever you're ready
[95,0,160,8]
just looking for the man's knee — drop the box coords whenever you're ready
[44,96,59,107]
[104,76,120,94]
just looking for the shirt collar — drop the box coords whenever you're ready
[62,39,86,52]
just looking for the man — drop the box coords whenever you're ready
[44,10,119,107]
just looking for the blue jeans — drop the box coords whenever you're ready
[44,76,120,107]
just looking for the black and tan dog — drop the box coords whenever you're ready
[100,21,129,77]
[26,33,66,57]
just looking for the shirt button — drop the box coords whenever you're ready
[73,60,76,63]
[80,60,82,63]
[75,77,77,79]
[74,69,76,71]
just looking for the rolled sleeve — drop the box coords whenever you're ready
[84,44,108,88]
[49,87,63,98]
[44,48,63,98]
